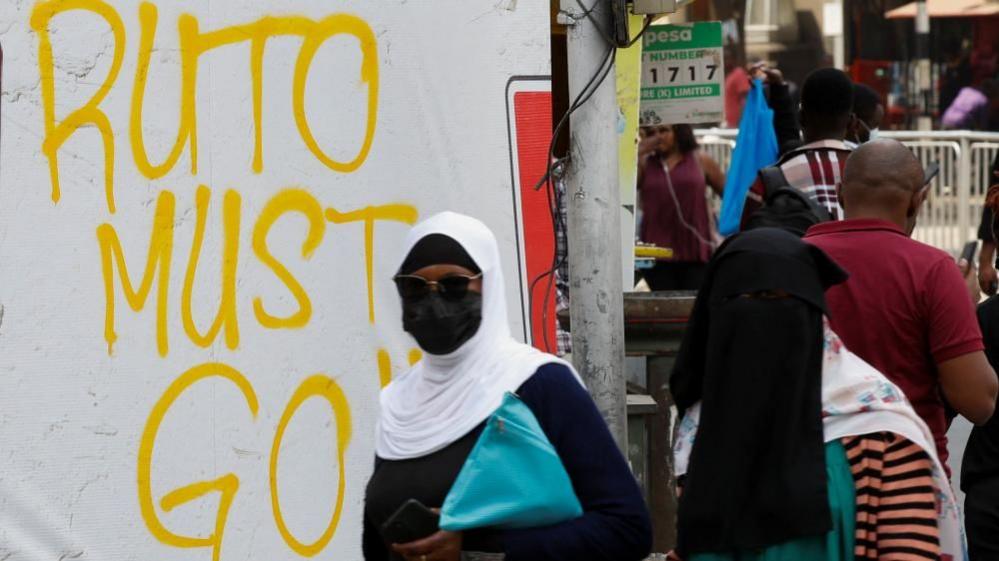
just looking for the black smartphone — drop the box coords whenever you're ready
[961,240,978,264]
[381,499,440,545]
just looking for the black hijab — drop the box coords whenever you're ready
[398,233,481,275]
[671,228,848,556]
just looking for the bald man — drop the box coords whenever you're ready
[805,139,998,472]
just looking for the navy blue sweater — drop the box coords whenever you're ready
[363,363,652,561]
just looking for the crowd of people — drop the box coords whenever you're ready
[638,65,999,561]
[358,65,999,561]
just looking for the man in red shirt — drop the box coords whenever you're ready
[805,139,998,470]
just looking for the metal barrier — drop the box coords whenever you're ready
[694,129,999,254]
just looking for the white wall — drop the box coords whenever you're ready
[0,1,549,559]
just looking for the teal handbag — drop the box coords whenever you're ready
[439,392,583,531]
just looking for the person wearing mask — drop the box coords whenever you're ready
[942,80,999,131]
[846,84,884,148]
[740,68,855,226]
[637,124,725,290]
[670,228,961,561]
[804,139,998,471]
[363,212,652,561]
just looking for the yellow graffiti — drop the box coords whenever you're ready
[130,2,198,179]
[270,375,353,557]
[137,362,259,561]
[326,205,418,323]
[408,348,423,366]
[97,190,175,356]
[31,0,125,213]
[377,348,392,388]
[35,1,378,206]
[181,186,240,349]
[377,348,424,387]
[291,15,379,173]
[194,14,379,175]
[253,189,327,329]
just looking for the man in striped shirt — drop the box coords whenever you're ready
[741,68,855,227]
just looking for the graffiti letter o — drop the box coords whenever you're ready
[270,374,353,557]
[292,14,379,173]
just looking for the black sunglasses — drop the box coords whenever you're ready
[393,273,482,300]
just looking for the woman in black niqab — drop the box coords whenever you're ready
[670,228,848,557]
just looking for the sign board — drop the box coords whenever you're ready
[0,1,552,559]
[640,22,725,125]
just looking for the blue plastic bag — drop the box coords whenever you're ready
[718,79,779,235]
[439,392,583,531]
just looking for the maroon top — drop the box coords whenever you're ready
[805,219,984,469]
[639,152,712,263]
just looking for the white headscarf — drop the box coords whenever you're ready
[375,212,583,460]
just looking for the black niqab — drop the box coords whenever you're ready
[670,228,848,556]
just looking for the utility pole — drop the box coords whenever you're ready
[561,1,628,452]
[915,0,932,130]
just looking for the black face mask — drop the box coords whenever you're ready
[402,292,483,355]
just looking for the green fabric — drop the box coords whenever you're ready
[689,440,856,561]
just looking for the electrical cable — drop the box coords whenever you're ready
[528,5,651,352]
[574,0,618,47]
[626,15,654,48]
[533,15,651,192]
[573,1,653,49]
[529,41,616,352]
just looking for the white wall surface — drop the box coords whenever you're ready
[0,1,549,559]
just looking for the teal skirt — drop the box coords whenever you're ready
[690,440,856,561]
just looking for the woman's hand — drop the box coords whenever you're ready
[391,530,463,561]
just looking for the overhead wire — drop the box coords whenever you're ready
[530,6,652,352]
[531,42,615,352]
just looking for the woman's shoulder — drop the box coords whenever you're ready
[517,361,586,398]
[527,360,580,382]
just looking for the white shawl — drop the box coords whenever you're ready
[375,211,582,460]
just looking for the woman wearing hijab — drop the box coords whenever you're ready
[363,212,652,561]
[670,228,962,561]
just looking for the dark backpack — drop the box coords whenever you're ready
[744,166,832,237]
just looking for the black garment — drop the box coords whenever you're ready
[363,364,652,561]
[670,228,848,557]
[766,82,802,156]
[744,183,831,238]
[398,233,481,275]
[962,295,999,559]
[642,261,707,291]
[965,476,999,561]
[963,296,999,492]
[363,424,498,560]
